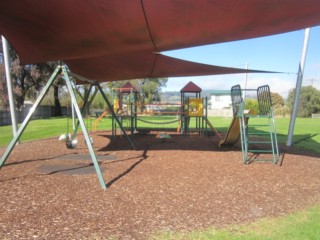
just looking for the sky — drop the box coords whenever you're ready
[162,26,320,98]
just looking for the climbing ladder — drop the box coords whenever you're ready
[231,85,280,164]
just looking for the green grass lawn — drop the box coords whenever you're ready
[1,116,320,240]
[153,202,320,240]
[1,116,320,153]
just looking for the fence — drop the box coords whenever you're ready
[0,105,82,126]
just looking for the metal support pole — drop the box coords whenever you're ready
[0,66,62,167]
[2,36,18,136]
[62,66,106,189]
[72,83,95,138]
[287,28,310,146]
[205,97,208,137]
[243,62,248,101]
[96,84,135,150]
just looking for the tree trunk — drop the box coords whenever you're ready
[53,85,62,116]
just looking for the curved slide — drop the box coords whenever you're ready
[219,117,241,147]
[219,109,256,148]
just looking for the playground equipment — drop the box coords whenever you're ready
[221,84,280,164]
[130,103,182,140]
[118,80,221,138]
[219,109,256,147]
[0,65,135,190]
[97,81,220,140]
[110,82,138,136]
[58,82,96,149]
[93,111,109,131]
[180,81,220,138]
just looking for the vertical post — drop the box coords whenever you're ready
[287,28,310,146]
[130,88,134,134]
[96,84,135,150]
[72,84,95,138]
[2,36,18,136]
[243,62,248,101]
[62,66,107,189]
[205,97,208,137]
[111,88,115,138]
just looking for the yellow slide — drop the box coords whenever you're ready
[93,111,109,131]
[218,117,241,147]
[219,109,256,148]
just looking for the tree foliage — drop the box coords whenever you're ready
[287,86,320,117]
[244,98,259,113]
[0,40,62,112]
[101,78,168,111]
[244,92,285,116]
[270,92,284,109]
[0,63,8,109]
[0,60,56,110]
[138,78,168,104]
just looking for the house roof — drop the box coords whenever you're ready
[180,81,202,93]
[1,0,320,81]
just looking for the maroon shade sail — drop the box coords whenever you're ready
[1,0,320,81]
[66,53,275,82]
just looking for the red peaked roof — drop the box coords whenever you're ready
[1,0,320,81]
[180,81,202,93]
[119,82,138,93]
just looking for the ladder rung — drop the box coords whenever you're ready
[247,115,271,118]
[249,149,273,153]
[247,132,270,135]
[248,141,271,144]
[248,124,270,127]
[245,158,278,163]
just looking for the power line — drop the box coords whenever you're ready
[306,78,320,87]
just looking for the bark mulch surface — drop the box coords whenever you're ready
[1,131,320,239]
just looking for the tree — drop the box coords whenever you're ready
[287,86,320,117]
[244,98,259,113]
[102,78,168,112]
[138,78,168,105]
[0,40,63,114]
[270,92,284,109]
[0,63,8,109]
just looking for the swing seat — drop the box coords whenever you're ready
[58,133,72,141]
[66,139,78,149]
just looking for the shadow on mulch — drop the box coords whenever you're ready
[37,153,116,176]
[97,131,223,152]
[96,131,320,160]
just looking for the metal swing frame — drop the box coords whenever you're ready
[0,65,135,189]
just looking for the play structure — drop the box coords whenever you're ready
[220,84,279,164]
[97,81,221,139]
[180,81,221,138]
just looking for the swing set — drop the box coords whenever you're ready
[59,86,94,149]
[0,65,135,189]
